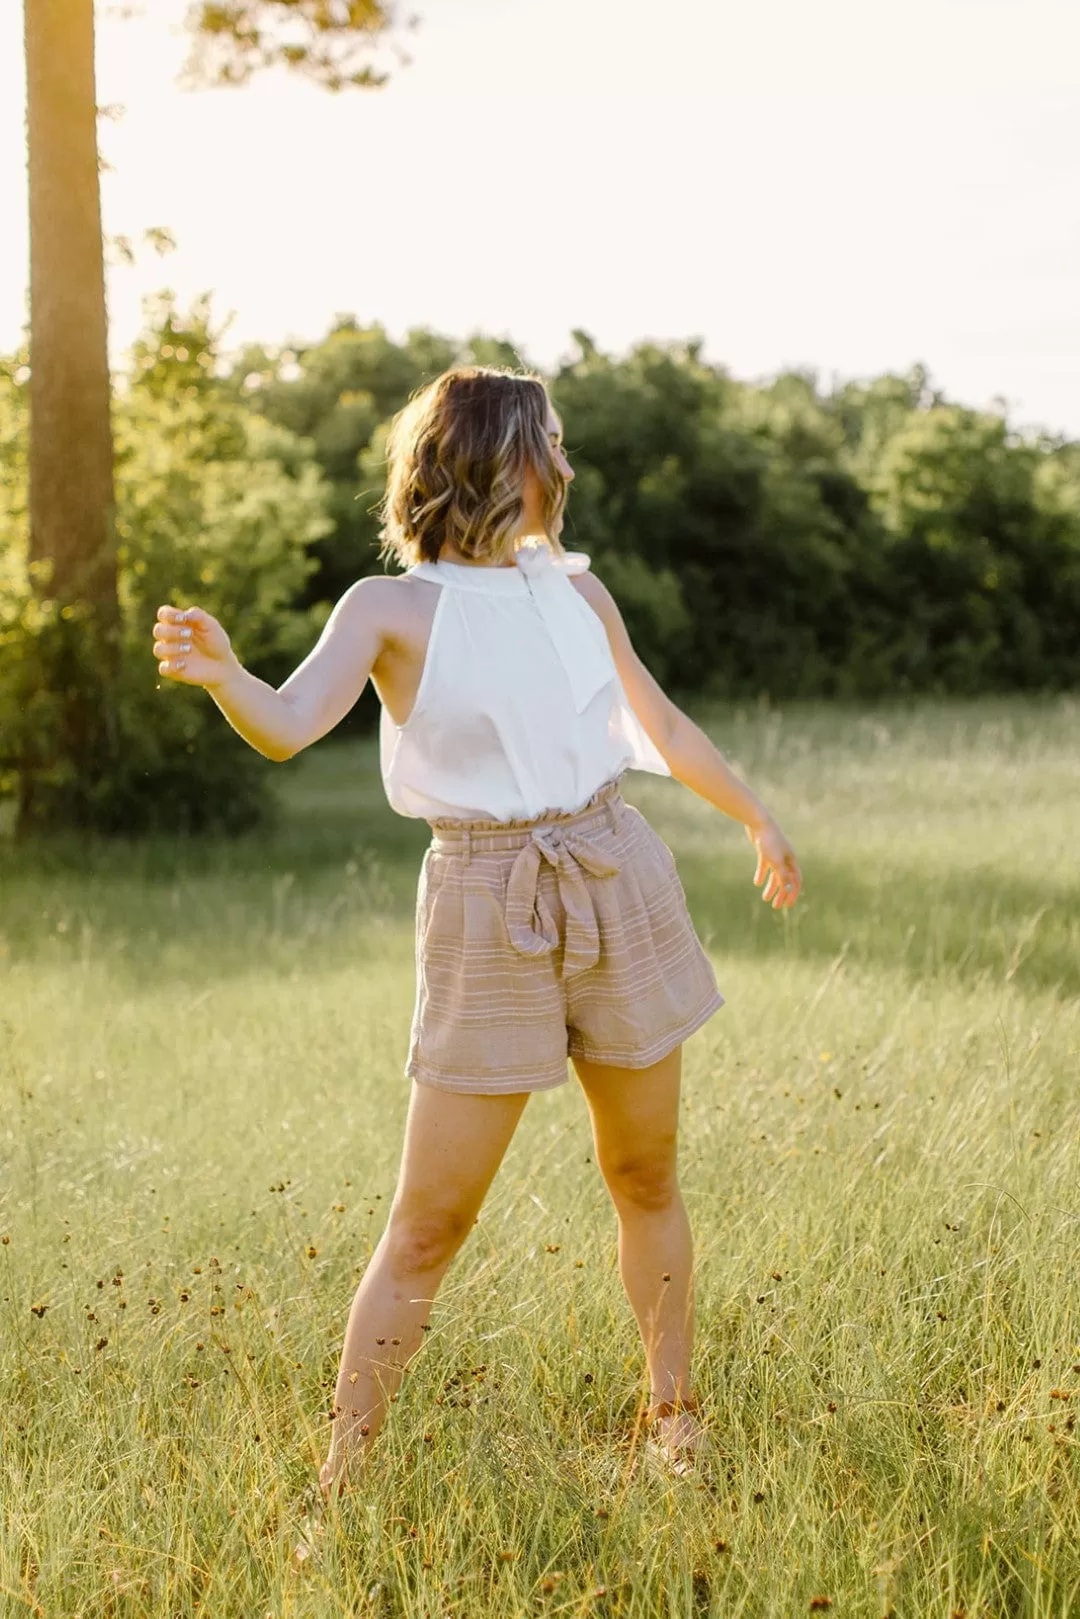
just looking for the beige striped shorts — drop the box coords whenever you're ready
[405,773,725,1095]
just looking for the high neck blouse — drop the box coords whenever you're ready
[377,543,671,823]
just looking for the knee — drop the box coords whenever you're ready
[384,1204,473,1274]
[602,1149,679,1214]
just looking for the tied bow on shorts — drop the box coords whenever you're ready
[504,824,621,979]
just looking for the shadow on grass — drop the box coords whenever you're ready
[2,714,1076,1001]
[3,846,1075,1012]
[676,848,1080,1002]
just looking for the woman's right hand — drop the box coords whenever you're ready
[745,816,802,910]
[152,604,239,689]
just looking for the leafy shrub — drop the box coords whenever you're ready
[0,299,334,836]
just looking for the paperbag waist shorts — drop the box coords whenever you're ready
[405,773,725,1095]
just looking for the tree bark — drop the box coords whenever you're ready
[21,0,120,833]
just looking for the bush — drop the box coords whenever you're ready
[0,299,334,836]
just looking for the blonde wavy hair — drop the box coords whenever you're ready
[375,366,569,569]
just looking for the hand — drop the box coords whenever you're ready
[152,604,239,689]
[745,816,802,911]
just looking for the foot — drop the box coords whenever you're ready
[319,1447,366,1502]
[319,1420,371,1502]
[643,1395,707,1475]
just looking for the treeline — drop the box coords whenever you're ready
[234,310,1080,706]
[2,297,1078,833]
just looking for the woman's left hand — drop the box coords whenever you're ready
[745,817,802,910]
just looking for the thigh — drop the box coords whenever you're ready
[571,1044,683,1180]
[565,806,724,1072]
[390,1078,530,1227]
[407,848,570,1094]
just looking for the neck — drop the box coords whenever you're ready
[437,534,548,568]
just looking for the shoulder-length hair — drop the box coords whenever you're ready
[375,366,569,569]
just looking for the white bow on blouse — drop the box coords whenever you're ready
[513,542,615,715]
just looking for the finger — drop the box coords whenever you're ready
[153,626,193,654]
[159,605,204,634]
[158,657,187,676]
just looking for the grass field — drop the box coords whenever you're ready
[1,693,1078,1618]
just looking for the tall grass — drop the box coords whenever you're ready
[1,694,1078,1618]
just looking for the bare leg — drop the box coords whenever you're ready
[321,1079,530,1497]
[571,1044,703,1457]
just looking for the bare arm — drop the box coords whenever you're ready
[570,570,771,829]
[570,568,802,909]
[152,577,388,762]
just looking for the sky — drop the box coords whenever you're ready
[2,0,1079,439]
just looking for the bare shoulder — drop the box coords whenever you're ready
[568,566,624,641]
[567,559,682,750]
[568,565,611,612]
[332,571,431,642]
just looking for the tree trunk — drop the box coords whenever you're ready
[20,0,120,834]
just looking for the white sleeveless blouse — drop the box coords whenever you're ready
[378,543,671,822]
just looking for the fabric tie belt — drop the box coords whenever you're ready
[504,825,621,979]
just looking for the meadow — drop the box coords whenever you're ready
[1,693,1078,1619]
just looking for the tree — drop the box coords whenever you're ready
[1,295,334,834]
[180,1,416,91]
[21,0,119,833]
[230,318,459,614]
[18,0,416,835]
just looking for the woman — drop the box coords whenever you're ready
[151,366,802,1498]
